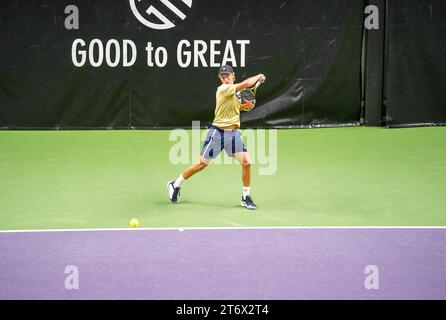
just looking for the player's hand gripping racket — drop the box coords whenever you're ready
[239,80,263,111]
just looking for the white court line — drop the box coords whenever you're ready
[0,226,446,233]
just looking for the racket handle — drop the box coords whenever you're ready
[252,81,261,93]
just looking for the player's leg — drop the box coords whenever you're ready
[233,151,251,188]
[167,156,210,204]
[167,127,222,203]
[226,131,257,210]
[182,156,210,179]
[233,151,256,210]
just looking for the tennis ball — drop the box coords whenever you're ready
[129,218,140,228]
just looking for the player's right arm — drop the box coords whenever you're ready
[235,74,266,92]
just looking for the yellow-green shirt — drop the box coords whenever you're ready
[212,83,241,129]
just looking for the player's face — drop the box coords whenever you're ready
[220,73,235,84]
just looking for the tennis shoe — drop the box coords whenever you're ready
[241,195,256,210]
[167,181,181,203]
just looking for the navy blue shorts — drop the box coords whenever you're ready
[201,125,247,160]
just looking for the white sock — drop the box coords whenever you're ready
[243,187,250,198]
[173,174,185,188]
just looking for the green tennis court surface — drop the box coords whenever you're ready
[1,127,445,230]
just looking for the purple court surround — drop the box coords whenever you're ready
[0,228,445,300]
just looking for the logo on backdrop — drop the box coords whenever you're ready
[68,2,249,68]
[129,0,193,30]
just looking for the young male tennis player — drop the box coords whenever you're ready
[167,65,266,210]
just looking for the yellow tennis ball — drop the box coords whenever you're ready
[130,218,140,228]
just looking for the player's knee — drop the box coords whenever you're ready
[241,161,251,168]
[198,161,208,171]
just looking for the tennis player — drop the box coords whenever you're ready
[167,65,266,210]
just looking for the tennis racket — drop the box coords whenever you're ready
[239,81,262,111]
[251,80,262,94]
